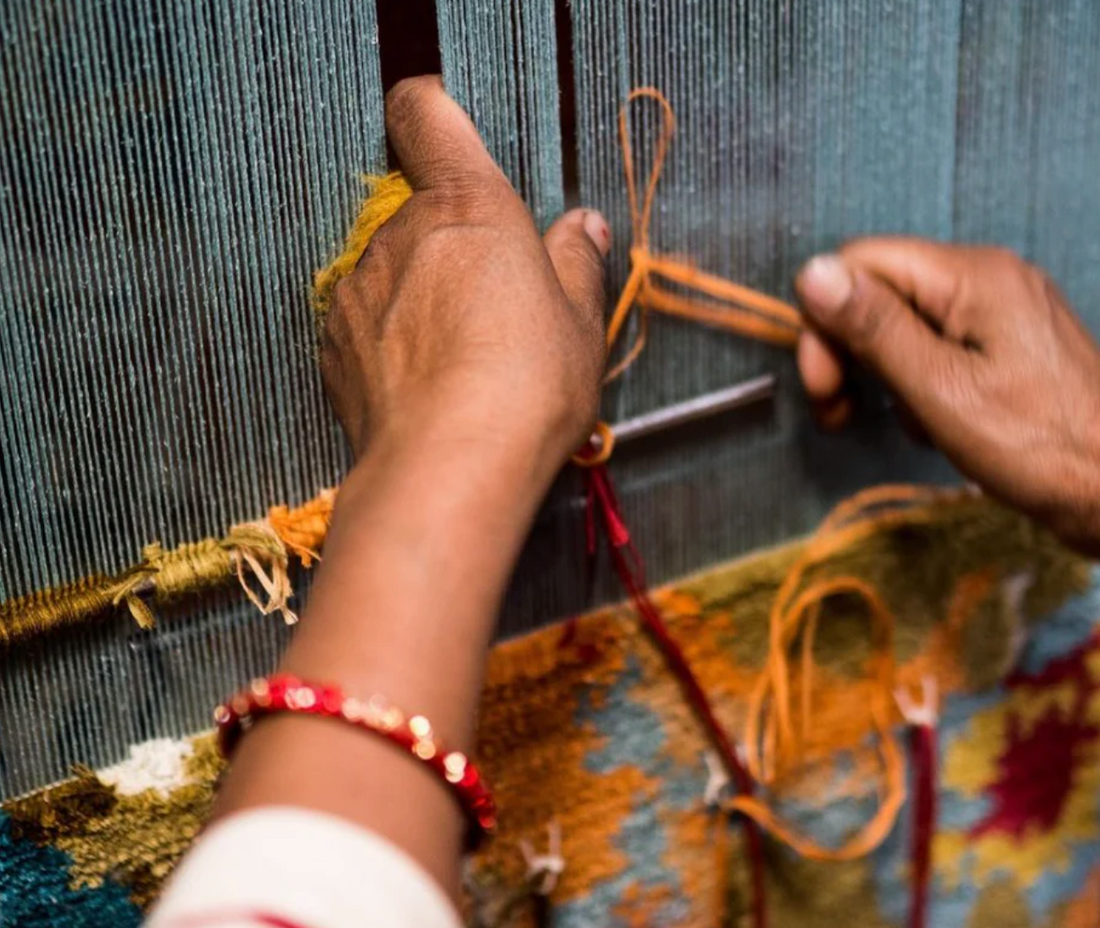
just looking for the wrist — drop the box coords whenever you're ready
[353,394,578,508]
[281,396,566,747]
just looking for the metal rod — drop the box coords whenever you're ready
[606,373,776,448]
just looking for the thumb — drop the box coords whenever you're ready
[795,253,963,415]
[543,209,611,326]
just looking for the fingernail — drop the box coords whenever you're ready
[583,210,611,257]
[800,255,852,316]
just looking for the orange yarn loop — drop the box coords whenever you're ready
[570,420,616,468]
[604,88,801,384]
[726,484,963,860]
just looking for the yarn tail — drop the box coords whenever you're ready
[908,721,936,928]
[897,679,938,928]
[584,463,768,928]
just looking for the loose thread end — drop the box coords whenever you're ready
[229,521,299,626]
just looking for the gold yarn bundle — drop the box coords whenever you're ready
[0,495,337,647]
[312,172,413,320]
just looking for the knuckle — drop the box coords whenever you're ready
[358,222,395,268]
[976,247,1062,312]
[330,274,356,309]
[979,245,1027,278]
[837,284,886,353]
[1018,259,1059,299]
[425,170,519,223]
[328,272,384,341]
[329,275,362,324]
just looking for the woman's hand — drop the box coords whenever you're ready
[796,238,1100,555]
[213,77,611,900]
[321,75,610,470]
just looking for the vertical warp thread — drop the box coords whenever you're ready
[437,0,564,230]
[568,0,970,602]
[0,0,384,795]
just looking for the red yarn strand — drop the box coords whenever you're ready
[584,464,768,928]
[908,722,937,928]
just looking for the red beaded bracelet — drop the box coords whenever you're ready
[213,673,496,847]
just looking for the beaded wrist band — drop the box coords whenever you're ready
[214,673,496,847]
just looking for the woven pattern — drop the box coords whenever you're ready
[3,497,1097,927]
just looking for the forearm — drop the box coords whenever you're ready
[212,413,564,895]
[196,75,607,917]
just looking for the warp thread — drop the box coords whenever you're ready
[0,494,337,647]
[603,88,801,382]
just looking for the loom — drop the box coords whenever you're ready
[2,0,1099,811]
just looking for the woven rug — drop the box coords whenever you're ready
[3,495,1100,928]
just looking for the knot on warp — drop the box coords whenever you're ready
[602,88,802,383]
[115,531,289,630]
[225,522,297,626]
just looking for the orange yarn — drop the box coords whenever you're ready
[724,485,965,860]
[605,88,801,383]
[584,87,931,862]
[0,488,343,643]
[267,489,338,568]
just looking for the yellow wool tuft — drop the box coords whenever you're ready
[312,171,413,317]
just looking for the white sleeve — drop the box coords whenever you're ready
[146,807,462,928]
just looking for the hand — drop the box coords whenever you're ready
[218,79,612,895]
[795,238,1100,555]
[321,76,609,469]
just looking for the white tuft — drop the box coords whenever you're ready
[1002,570,1035,615]
[521,821,565,896]
[703,750,731,808]
[895,676,938,727]
[98,737,194,796]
